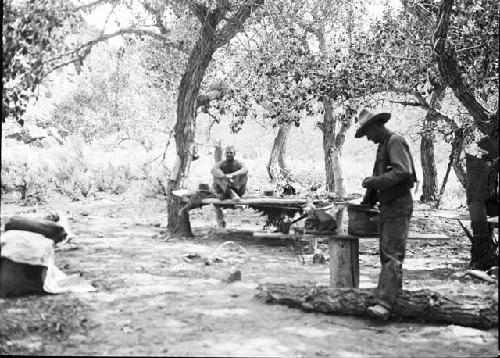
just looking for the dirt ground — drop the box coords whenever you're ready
[0,197,498,357]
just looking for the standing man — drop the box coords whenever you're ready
[355,108,417,321]
[211,145,249,200]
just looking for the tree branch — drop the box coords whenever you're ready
[42,26,188,70]
[73,0,115,12]
[316,121,325,133]
[214,0,264,48]
[433,0,493,135]
[188,2,208,23]
[390,100,424,107]
[89,27,187,52]
[399,0,436,29]
[140,1,171,35]
[352,49,421,61]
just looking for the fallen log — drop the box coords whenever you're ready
[256,283,498,329]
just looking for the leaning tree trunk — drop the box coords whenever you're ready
[165,1,264,236]
[433,0,498,269]
[267,122,294,182]
[166,25,216,237]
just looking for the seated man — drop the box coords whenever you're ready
[211,145,248,199]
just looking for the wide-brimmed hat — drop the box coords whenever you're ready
[354,109,391,138]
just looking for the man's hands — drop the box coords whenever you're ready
[362,176,376,188]
[225,173,235,184]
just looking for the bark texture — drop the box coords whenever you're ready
[267,122,294,182]
[318,98,351,197]
[256,283,498,329]
[329,238,359,288]
[214,142,225,228]
[420,86,446,203]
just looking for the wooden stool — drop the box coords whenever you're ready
[328,232,451,288]
[328,233,360,288]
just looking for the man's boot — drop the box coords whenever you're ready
[366,304,391,321]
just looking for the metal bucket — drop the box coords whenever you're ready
[347,203,380,236]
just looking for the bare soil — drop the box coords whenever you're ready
[0,198,498,357]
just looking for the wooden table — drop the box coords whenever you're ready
[253,231,450,288]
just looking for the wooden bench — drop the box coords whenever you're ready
[252,231,450,288]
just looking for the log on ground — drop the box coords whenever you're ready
[256,283,498,329]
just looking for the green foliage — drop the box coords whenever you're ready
[2,0,84,124]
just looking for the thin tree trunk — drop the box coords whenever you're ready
[435,127,465,207]
[267,122,293,182]
[313,21,352,198]
[452,157,467,189]
[420,86,446,203]
[320,100,351,198]
[333,112,352,198]
[322,101,337,194]
[435,148,454,208]
[214,141,225,228]
[420,131,437,202]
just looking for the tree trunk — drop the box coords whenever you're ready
[165,2,264,236]
[321,98,343,196]
[267,122,294,182]
[214,141,225,228]
[435,127,466,207]
[167,21,217,237]
[420,132,437,202]
[452,157,467,189]
[312,27,349,198]
[419,86,446,203]
[433,1,499,270]
[435,146,454,208]
[321,101,351,198]
[450,127,467,189]
[466,151,499,270]
[256,283,498,329]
